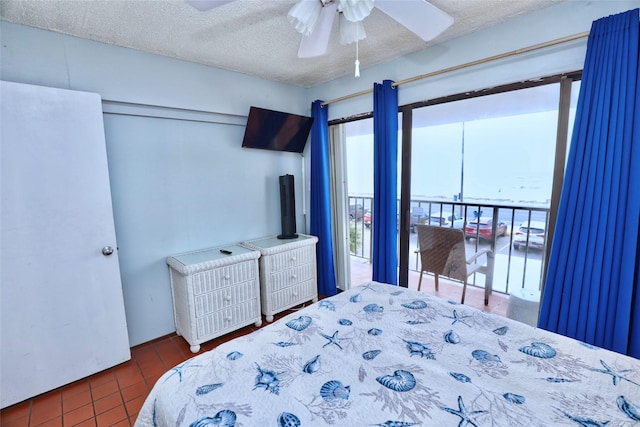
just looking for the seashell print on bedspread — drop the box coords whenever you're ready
[135,282,640,427]
[361,364,443,424]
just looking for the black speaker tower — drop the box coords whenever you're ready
[277,174,298,239]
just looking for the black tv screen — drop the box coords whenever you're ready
[241,106,314,153]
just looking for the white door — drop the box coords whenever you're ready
[0,81,130,408]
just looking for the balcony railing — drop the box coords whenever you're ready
[348,196,550,295]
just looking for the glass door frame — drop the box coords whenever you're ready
[396,71,581,287]
[329,70,582,288]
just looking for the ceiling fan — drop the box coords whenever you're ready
[186,0,453,59]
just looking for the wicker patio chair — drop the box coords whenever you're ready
[416,224,494,305]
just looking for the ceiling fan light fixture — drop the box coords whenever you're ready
[290,0,452,61]
[297,2,338,58]
[339,14,366,45]
[288,0,323,36]
[339,0,374,22]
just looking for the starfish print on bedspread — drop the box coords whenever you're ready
[163,360,202,383]
[442,395,488,427]
[359,282,379,293]
[320,330,348,350]
[444,310,473,327]
[591,359,640,387]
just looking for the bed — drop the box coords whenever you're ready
[135,281,640,426]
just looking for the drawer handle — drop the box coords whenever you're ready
[291,274,297,279]
[290,256,296,262]
[225,316,232,322]
[224,274,231,280]
[292,291,298,297]
[225,295,232,302]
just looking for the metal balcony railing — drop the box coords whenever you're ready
[348,196,550,295]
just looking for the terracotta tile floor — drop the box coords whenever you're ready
[0,262,508,427]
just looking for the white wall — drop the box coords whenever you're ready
[1,22,311,346]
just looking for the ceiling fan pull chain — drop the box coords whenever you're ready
[354,30,360,77]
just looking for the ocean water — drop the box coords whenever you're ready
[348,175,552,208]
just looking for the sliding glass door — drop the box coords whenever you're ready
[332,72,581,293]
[408,84,562,294]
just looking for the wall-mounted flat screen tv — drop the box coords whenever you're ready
[241,106,314,153]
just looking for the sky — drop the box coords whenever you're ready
[344,81,579,208]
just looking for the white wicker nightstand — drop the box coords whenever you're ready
[242,234,318,322]
[167,244,262,353]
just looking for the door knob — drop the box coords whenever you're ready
[102,246,114,256]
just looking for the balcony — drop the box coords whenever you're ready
[348,196,549,299]
[350,256,511,316]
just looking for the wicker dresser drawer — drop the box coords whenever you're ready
[190,260,257,295]
[196,299,261,339]
[194,280,259,317]
[242,234,318,322]
[268,263,316,292]
[266,246,315,273]
[267,279,317,312]
[167,244,262,353]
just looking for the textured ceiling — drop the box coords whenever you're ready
[0,0,565,88]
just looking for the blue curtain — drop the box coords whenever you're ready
[539,9,640,358]
[372,80,399,285]
[310,100,338,297]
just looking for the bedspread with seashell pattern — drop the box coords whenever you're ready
[135,282,640,427]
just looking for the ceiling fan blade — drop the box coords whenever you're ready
[185,0,236,12]
[298,2,338,58]
[375,0,453,42]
